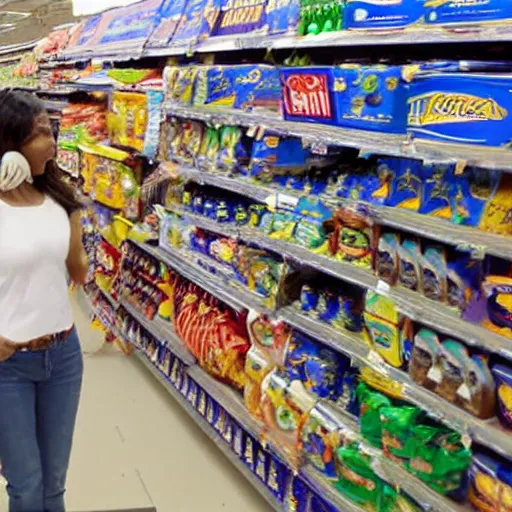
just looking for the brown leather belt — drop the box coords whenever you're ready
[15,326,74,353]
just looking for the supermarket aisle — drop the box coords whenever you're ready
[0,296,269,512]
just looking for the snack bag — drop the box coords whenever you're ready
[469,451,512,512]
[409,329,442,390]
[398,239,422,292]
[447,251,482,313]
[421,245,448,303]
[452,167,501,227]
[356,382,392,448]
[420,163,455,219]
[300,403,347,479]
[244,346,274,420]
[197,126,221,172]
[329,205,375,269]
[363,291,413,369]
[173,283,250,389]
[407,426,472,498]
[172,0,215,45]
[479,173,512,236]
[109,92,147,152]
[335,441,384,510]
[376,233,400,285]
[384,157,423,210]
[143,90,164,159]
[293,197,331,253]
[479,276,512,339]
[246,310,290,364]
[260,372,316,468]
[281,331,349,401]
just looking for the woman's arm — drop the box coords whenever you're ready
[67,210,89,285]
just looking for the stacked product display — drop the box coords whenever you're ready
[4,0,512,510]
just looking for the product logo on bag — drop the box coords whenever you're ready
[283,74,332,119]
[408,92,508,126]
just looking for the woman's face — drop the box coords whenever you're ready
[20,113,56,176]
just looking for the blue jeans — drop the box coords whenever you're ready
[0,328,83,512]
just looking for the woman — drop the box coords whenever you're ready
[0,89,89,512]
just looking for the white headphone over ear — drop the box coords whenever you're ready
[0,151,33,192]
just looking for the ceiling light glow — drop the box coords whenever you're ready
[72,0,140,16]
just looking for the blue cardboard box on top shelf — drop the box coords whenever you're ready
[407,72,512,147]
[345,0,424,30]
[332,64,408,134]
[424,0,512,26]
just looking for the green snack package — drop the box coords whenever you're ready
[357,383,391,448]
[380,406,422,466]
[408,426,472,496]
[335,442,384,511]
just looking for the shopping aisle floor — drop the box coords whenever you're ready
[0,296,269,512]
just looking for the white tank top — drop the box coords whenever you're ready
[0,195,74,343]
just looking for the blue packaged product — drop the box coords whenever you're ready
[419,163,455,219]
[351,169,390,205]
[281,67,336,125]
[309,494,337,512]
[193,66,235,107]
[254,443,269,482]
[424,0,512,26]
[339,366,360,416]
[232,65,282,113]
[213,0,267,36]
[447,252,482,312]
[301,403,346,479]
[215,199,234,223]
[346,0,424,30]
[232,420,245,457]
[407,72,512,147]
[469,451,512,511]
[266,0,300,35]
[451,167,502,227]
[293,197,331,252]
[285,476,310,512]
[382,157,423,210]
[147,0,189,47]
[186,378,199,408]
[243,433,257,471]
[192,194,205,215]
[267,456,289,501]
[96,0,162,53]
[249,133,310,181]
[332,65,408,134]
[172,0,214,45]
[316,291,340,325]
[300,284,319,314]
[283,332,349,401]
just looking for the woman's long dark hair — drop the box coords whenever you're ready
[0,89,81,215]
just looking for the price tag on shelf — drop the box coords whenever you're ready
[376,280,390,295]
[311,142,328,155]
[454,159,468,175]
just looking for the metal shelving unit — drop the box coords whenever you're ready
[128,236,512,462]
[165,105,512,172]
[175,166,512,261]
[162,205,512,360]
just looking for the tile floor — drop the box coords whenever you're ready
[0,295,269,512]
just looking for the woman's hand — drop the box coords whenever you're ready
[0,337,16,362]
